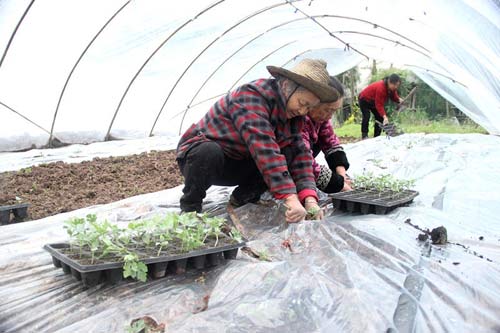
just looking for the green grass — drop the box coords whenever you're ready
[334,121,487,139]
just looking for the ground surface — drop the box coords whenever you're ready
[0,150,183,221]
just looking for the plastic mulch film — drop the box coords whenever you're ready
[1,134,499,332]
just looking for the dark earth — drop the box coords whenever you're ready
[0,150,183,221]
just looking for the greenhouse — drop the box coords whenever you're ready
[0,0,499,332]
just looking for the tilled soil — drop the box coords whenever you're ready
[0,150,183,221]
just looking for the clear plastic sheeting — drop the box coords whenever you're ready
[1,134,499,332]
[0,0,499,151]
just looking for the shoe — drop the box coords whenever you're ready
[229,186,264,207]
[179,199,202,214]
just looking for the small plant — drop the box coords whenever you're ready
[123,252,148,282]
[62,212,240,282]
[305,206,321,220]
[352,172,415,196]
[229,227,243,243]
[126,319,146,333]
[257,249,271,262]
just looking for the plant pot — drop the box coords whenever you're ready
[0,203,30,225]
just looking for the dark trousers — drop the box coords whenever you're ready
[177,141,267,212]
[359,98,384,138]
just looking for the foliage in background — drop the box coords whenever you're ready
[332,64,486,136]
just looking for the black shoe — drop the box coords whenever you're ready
[229,186,264,207]
[179,199,202,214]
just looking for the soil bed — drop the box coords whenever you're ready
[0,150,183,221]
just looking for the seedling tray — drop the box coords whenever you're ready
[44,241,245,287]
[375,120,403,137]
[331,189,418,215]
[0,203,30,225]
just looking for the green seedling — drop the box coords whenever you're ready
[306,206,321,220]
[123,252,148,282]
[229,227,243,243]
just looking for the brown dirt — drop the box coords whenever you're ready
[0,150,183,221]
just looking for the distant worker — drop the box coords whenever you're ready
[358,74,403,139]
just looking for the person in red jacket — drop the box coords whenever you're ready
[359,74,403,139]
[176,59,340,223]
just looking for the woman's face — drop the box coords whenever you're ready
[286,88,320,119]
[388,81,401,91]
[308,98,343,122]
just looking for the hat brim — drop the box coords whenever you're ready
[267,65,339,103]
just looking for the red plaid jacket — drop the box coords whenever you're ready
[301,116,343,180]
[177,79,317,201]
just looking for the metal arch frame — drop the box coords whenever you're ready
[163,14,432,132]
[0,100,52,135]
[286,0,369,60]
[0,0,35,70]
[48,0,131,147]
[178,40,297,133]
[403,64,467,87]
[227,40,297,92]
[147,1,293,137]
[103,0,226,141]
[314,14,429,53]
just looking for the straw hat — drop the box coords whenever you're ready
[267,59,339,103]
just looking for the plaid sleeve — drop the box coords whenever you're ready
[318,121,343,157]
[228,90,297,196]
[288,132,317,193]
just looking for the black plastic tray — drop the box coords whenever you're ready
[0,203,30,225]
[331,189,418,215]
[44,241,245,287]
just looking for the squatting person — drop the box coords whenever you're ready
[176,59,341,223]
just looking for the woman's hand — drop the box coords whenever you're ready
[304,197,324,220]
[336,166,352,191]
[284,194,306,223]
[383,115,389,125]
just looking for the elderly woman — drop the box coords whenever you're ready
[176,59,340,223]
[302,76,351,193]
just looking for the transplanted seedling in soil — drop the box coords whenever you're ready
[305,206,321,220]
[61,212,242,282]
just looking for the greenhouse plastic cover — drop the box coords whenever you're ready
[0,0,499,151]
[1,133,500,332]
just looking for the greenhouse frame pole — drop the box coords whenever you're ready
[0,100,52,136]
[0,0,35,70]
[104,0,226,141]
[147,1,292,137]
[48,0,131,147]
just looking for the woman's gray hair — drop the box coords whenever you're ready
[278,78,308,100]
